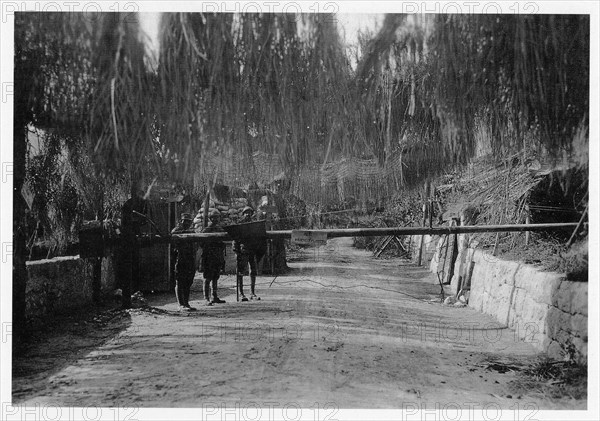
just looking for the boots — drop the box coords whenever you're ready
[237,274,248,302]
[204,279,213,306]
[183,284,196,311]
[249,274,260,300]
[175,284,190,311]
[211,279,226,303]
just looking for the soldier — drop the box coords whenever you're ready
[118,189,147,309]
[201,210,226,306]
[234,206,266,301]
[171,213,197,311]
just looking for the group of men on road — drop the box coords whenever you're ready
[170,206,265,312]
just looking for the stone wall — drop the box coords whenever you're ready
[26,255,116,325]
[419,231,587,362]
[407,233,456,288]
[406,234,438,267]
[468,250,587,362]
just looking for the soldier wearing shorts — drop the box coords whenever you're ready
[171,213,197,311]
[234,206,266,301]
[201,210,226,306]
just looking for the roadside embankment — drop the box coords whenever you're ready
[25,255,116,325]
[412,232,588,362]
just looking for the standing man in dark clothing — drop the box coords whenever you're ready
[234,206,266,301]
[119,191,147,309]
[171,213,198,311]
[201,210,226,306]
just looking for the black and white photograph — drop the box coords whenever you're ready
[1,1,598,420]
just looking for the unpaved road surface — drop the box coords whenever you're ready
[13,238,585,411]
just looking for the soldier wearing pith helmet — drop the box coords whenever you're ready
[241,206,254,222]
[200,209,226,305]
[171,212,197,311]
[234,206,266,301]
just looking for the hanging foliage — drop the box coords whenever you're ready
[426,14,589,159]
[156,13,358,189]
[14,12,590,243]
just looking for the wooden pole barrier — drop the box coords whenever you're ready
[440,230,450,283]
[492,232,500,256]
[417,202,427,266]
[137,222,584,246]
[525,204,531,246]
[566,204,588,248]
[446,219,459,285]
[428,200,433,229]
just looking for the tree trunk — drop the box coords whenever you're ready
[13,125,28,346]
[92,193,104,303]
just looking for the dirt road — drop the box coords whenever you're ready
[13,237,585,412]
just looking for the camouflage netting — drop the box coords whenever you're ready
[194,150,406,211]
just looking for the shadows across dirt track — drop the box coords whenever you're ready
[12,238,586,409]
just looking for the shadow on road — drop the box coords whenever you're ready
[12,303,132,402]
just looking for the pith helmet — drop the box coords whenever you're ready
[180,212,193,221]
[242,206,254,215]
[209,209,220,218]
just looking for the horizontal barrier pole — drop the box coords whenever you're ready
[270,222,584,239]
[138,222,584,246]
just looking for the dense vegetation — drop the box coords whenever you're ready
[13,12,589,339]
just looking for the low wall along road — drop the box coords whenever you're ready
[25,223,587,364]
[420,231,587,362]
[468,250,587,361]
[25,256,115,325]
